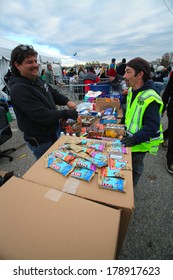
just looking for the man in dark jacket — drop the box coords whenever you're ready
[10,44,78,159]
[162,70,173,174]
[121,57,163,186]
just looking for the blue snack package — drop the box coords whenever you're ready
[98,176,126,192]
[87,157,108,168]
[109,158,131,170]
[86,142,105,152]
[100,166,124,178]
[76,158,97,171]
[71,167,95,182]
[90,151,107,161]
[49,158,74,177]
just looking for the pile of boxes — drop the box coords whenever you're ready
[0,135,134,260]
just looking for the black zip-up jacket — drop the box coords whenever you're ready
[162,71,173,115]
[10,76,69,142]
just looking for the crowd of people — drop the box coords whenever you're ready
[2,44,172,185]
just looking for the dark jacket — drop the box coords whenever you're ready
[162,71,173,115]
[10,76,69,142]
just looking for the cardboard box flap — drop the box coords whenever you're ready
[0,176,120,260]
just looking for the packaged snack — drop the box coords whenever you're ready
[43,153,56,168]
[76,158,97,171]
[81,146,94,155]
[107,145,127,154]
[69,157,79,167]
[71,167,95,182]
[66,143,83,153]
[86,142,106,152]
[74,151,90,160]
[100,167,125,178]
[98,176,126,192]
[65,138,82,145]
[87,157,108,168]
[110,139,122,146]
[54,150,76,163]
[90,151,107,161]
[109,158,132,170]
[80,139,92,145]
[49,158,74,177]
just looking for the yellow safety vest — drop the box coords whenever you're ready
[125,88,163,155]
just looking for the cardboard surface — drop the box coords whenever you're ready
[23,136,134,254]
[96,98,122,118]
[0,176,120,260]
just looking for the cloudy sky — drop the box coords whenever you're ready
[1,0,173,66]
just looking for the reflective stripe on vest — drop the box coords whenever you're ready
[125,88,163,155]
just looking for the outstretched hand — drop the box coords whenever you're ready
[67,101,77,110]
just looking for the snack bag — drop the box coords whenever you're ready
[87,157,108,168]
[107,145,127,154]
[76,158,97,171]
[110,139,122,146]
[100,167,125,179]
[98,176,126,192]
[81,146,94,155]
[66,143,83,153]
[43,153,56,168]
[54,150,76,163]
[90,151,107,161]
[86,142,106,152]
[109,158,132,170]
[49,158,74,177]
[71,167,95,182]
[80,139,92,145]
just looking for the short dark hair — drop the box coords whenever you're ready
[88,66,95,73]
[10,45,38,76]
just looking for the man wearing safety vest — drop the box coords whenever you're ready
[121,57,163,186]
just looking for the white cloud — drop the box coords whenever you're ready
[0,0,173,65]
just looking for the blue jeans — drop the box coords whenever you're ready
[26,127,62,160]
[27,141,54,160]
[132,152,146,186]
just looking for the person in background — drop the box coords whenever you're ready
[108,58,116,70]
[83,66,100,92]
[121,57,164,186]
[45,63,54,85]
[67,67,76,78]
[162,70,173,174]
[150,64,155,79]
[99,65,107,80]
[77,65,86,81]
[40,69,46,81]
[117,58,126,77]
[9,44,78,160]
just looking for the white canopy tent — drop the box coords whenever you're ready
[0,37,61,92]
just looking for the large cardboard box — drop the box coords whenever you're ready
[23,136,134,255]
[0,176,120,260]
[96,98,122,118]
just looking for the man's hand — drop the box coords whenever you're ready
[121,135,136,147]
[67,101,77,110]
[63,109,78,120]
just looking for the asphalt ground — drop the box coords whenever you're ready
[0,116,172,260]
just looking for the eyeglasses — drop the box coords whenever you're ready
[18,45,34,51]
